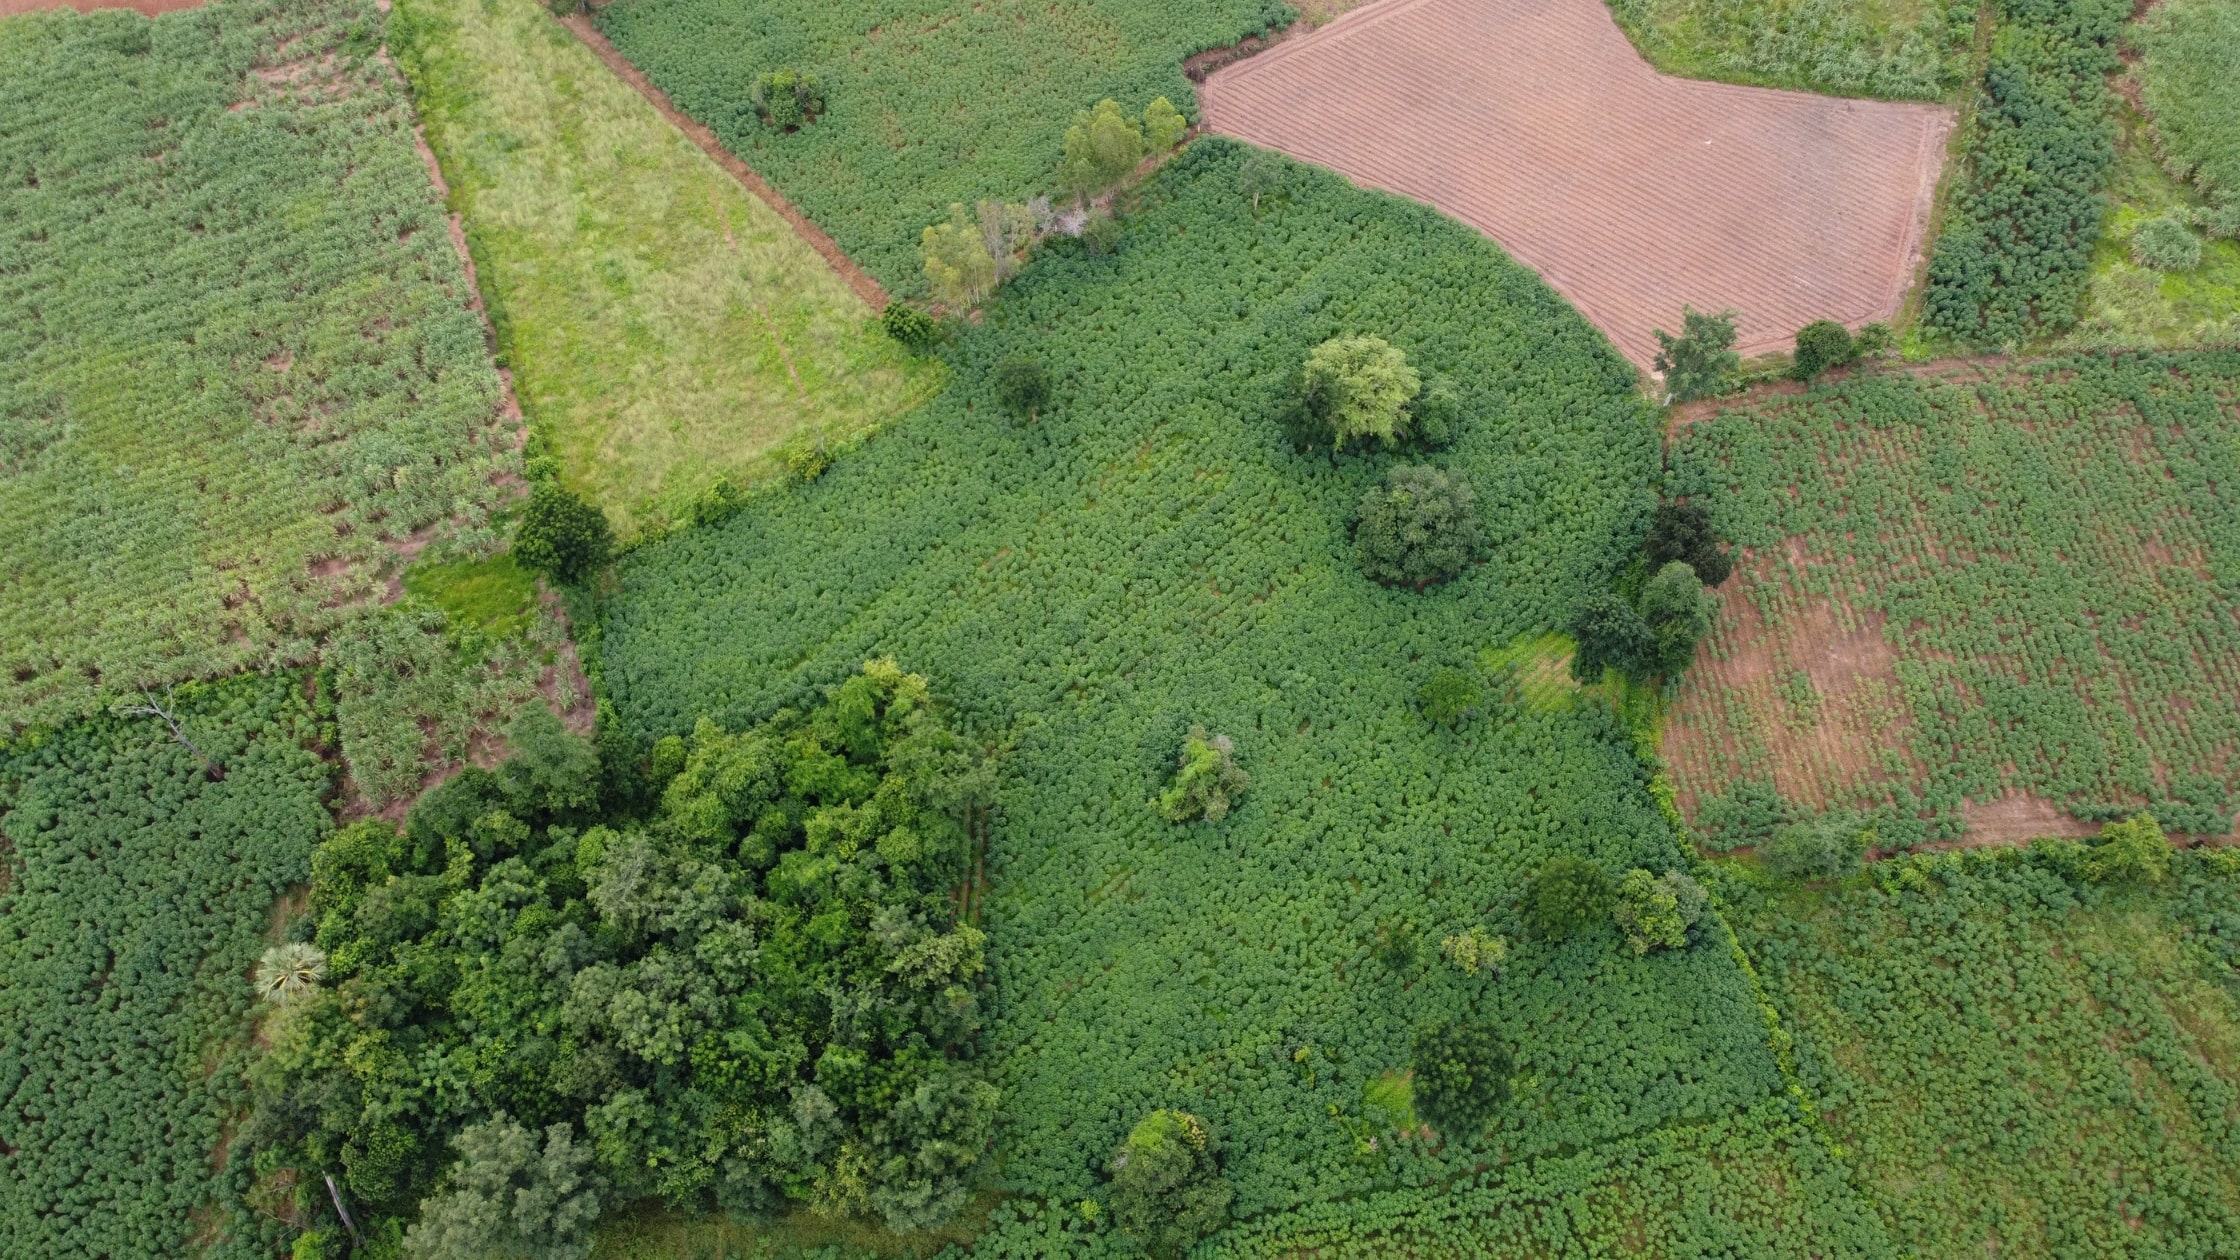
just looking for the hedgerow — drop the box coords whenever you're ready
[1923,0,2127,346]
[1668,351,2240,844]
[0,0,518,730]
[597,141,1785,1221]
[1721,843,2240,1254]
[592,0,1291,289]
[1606,0,1974,101]
[0,674,330,1260]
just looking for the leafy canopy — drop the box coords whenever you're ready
[1107,1109,1234,1257]
[1652,306,1739,403]
[1153,725,1249,823]
[1521,856,1615,941]
[1354,464,1484,588]
[1302,335,1423,449]
[1410,1020,1515,1136]
[514,483,614,584]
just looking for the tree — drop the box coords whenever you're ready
[994,358,1051,419]
[1651,306,1739,403]
[1613,868,1705,954]
[1354,464,1482,588]
[514,483,612,584]
[1418,666,1482,728]
[1153,726,1248,822]
[1637,560,1717,677]
[751,69,824,130]
[1762,814,1870,880]
[1301,336,1421,448]
[1569,591,1652,682]
[976,199,1036,283]
[880,302,941,352]
[1143,96,1187,152]
[1409,1020,1513,1135]
[1439,926,1507,976]
[1238,151,1284,213]
[1409,374,1462,447]
[253,943,327,1005]
[1644,500,1731,587]
[921,204,997,309]
[2085,814,2171,885]
[1059,99,1147,201]
[1521,856,1613,941]
[403,1115,602,1260]
[1790,320,1856,381]
[1107,1110,1233,1257]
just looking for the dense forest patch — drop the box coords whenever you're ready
[591,0,1290,289]
[1723,843,2240,1255]
[1666,352,2240,847]
[0,674,330,1260]
[389,0,939,538]
[598,141,1786,1225]
[0,0,517,730]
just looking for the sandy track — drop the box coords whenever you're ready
[1201,0,1953,368]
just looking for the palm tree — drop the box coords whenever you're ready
[254,943,327,1005]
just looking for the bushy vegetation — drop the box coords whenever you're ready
[389,0,937,538]
[1643,500,1732,587]
[751,68,825,131]
[513,483,615,585]
[247,660,1000,1251]
[597,143,1783,1222]
[1153,725,1250,823]
[2130,210,2204,272]
[1723,840,2240,1255]
[1789,319,1857,380]
[1652,306,1740,403]
[594,0,1289,289]
[0,0,518,730]
[1353,465,1484,588]
[1605,0,1974,100]
[2134,0,2240,226]
[0,675,330,1260]
[1107,1110,1234,1256]
[1569,560,1719,682]
[1924,0,2127,347]
[1668,351,2240,844]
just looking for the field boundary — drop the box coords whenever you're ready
[556,12,890,311]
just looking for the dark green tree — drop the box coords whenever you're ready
[402,1115,602,1260]
[1790,320,1856,381]
[994,358,1051,419]
[1107,1109,1233,1257]
[1762,814,1871,880]
[1409,1020,1514,1136]
[1521,856,1614,941]
[1568,591,1652,682]
[513,484,612,584]
[1644,500,1731,587]
[1418,667,1482,728]
[1354,464,1483,588]
[1638,560,1717,677]
[1651,306,1740,403]
[880,302,941,352]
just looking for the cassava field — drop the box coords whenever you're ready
[1,0,2237,1257]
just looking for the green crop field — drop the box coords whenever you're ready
[390,0,940,538]
[592,0,1290,289]
[2134,0,2240,217]
[597,141,1789,1231]
[0,0,518,732]
[0,675,331,1260]
[1723,844,2240,1255]
[1664,353,2240,847]
[1603,0,1976,100]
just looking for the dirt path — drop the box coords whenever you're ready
[556,12,890,312]
[1200,0,1954,370]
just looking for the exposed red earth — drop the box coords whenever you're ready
[1201,0,1954,368]
[0,0,202,14]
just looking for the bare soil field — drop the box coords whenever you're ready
[1200,0,1954,368]
[0,0,203,14]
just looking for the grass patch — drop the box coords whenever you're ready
[1482,633,1580,715]
[400,551,540,637]
[389,0,942,537]
[1602,0,1976,100]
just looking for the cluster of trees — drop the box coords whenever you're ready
[1153,725,1250,823]
[247,660,1003,1254]
[750,68,825,130]
[1567,500,1730,684]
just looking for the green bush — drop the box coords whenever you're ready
[1059,98,1149,200]
[1301,335,1423,449]
[402,1115,603,1260]
[1409,1020,1515,1137]
[2130,212,2204,272]
[1153,725,1249,822]
[2083,813,2171,884]
[1613,868,1706,954]
[1418,667,1483,728]
[1789,320,1856,380]
[1638,560,1718,677]
[1644,500,1732,587]
[1762,814,1870,880]
[1353,464,1484,588]
[1522,856,1616,941]
[1107,1110,1234,1257]
[513,483,614,584]
[880,301,943,351]
[995,357,1053,419]
[1652,306,1740,403]
[750,68,824,130]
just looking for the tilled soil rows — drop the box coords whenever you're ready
[1201,0,1954,368]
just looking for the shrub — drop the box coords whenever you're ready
[1107,1110,1233,1257]
[513,483,613,584]
[1080,207,1125,254]
[1521,856,1614,941]
[1638,560,1718,677]
[1301,335,1422,449]
[1613,868,1705,954]
[1439,926,1508,976]
[880,301,942,351]
[1418,666,1483,727]
[994,358,1052,419]
[1354,464,1483,588]
[921,204,999,309]
[1790,320,1856,381]
[1652,306,1740,403]
[1059,99,1147,200]
[1854,321,1895,358]
[1409,374,1462,447]
[2130,213,2203,272]
[1409,1020,1514,1136]
[1153,725,1248,822]
[1644,500,1732,587]
[2084,814,2171,885]
[751,69,825,130]
[1763,814,1870,880]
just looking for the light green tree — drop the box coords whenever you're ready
[921,203,998,309]
[1059,99,1147,200]
[1302,336,1421,448]
[1143,96,1187,151]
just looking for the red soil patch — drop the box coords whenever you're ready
[0,0,201,14]
[1200,0,1954,369]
